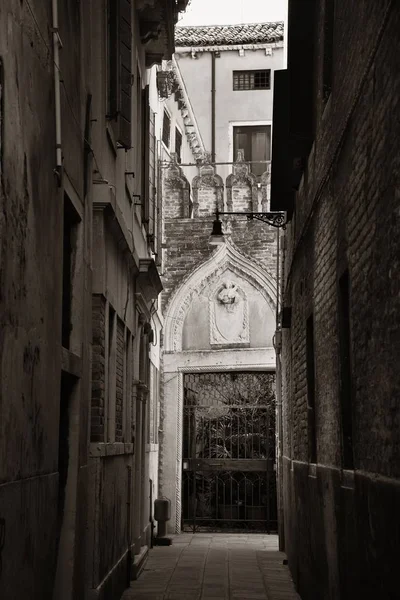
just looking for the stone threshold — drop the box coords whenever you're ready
[131,545,149,581]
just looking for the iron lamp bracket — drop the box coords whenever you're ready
[217,210,287,229]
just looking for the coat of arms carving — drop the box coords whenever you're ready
[209,280,250,346]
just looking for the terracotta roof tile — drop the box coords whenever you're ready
[175,22,284,47]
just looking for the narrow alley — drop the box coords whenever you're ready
[0,0,399,599]
[123,534,300,600]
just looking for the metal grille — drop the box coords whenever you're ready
[182,372,277,532]
[233,70,271,91]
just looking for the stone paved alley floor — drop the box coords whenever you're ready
[122,533,301,600]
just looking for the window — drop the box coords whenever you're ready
[107,0,132,147]
[141,84,150,227]
[107,305,116,442]
[62,195,80,349]
[149,363,159,444]
[162,110,171,148]
[175,128,182,163]
[233,125,271,177]
[338,270,354,469]
[233,70,271,91]
[306,314,317,463]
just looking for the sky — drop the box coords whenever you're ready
[178,0,286,26]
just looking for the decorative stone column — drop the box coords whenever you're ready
[163,154,191,218]
[260,165,271,211]
[226,149,258,212]
[192,155,224,216]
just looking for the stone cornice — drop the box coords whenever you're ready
[174,41,284,54]
[171,57,205,161]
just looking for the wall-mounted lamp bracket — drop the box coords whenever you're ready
[216,210,287,229]
[209,210,286,245]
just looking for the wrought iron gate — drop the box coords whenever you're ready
[182,372,277,532]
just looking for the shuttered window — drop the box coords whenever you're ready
[175,128,182,163]
[107,0,132,148]
[270,69,294,216]
[141,85,150,229]
[149,108,157,253]
[162,110,171,148]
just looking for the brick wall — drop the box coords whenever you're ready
[192,164,223,216]
[281,3,400,599]
[231,186,252,212]
[161,156,278,311]
[91,294,106,442]
[162,217,277,312]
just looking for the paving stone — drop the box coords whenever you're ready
[121,533,301,600]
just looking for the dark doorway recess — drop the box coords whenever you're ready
[182,372,277,533]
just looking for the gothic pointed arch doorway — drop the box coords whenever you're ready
[160,241,277,533]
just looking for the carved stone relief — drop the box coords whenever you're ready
[209,280,249,347]
[164,240,277,352]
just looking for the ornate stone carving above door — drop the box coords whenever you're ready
[209,280,249,347]
[164,240,276,352]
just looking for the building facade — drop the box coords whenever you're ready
[271,1,400,599]
[0,1,188,599]
[175,22,284,183]
[158,23,285,533]
[0,2,92,598]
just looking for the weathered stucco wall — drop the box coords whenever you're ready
[0,1,92,599]
[175,44,284,182]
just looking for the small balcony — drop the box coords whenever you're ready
[137,0,190,67]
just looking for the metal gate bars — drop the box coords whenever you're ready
[181,372,277,533]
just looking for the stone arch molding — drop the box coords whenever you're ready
[164,240,277,352]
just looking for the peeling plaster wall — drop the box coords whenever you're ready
[0,1,92,599]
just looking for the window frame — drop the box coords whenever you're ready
[162,109,171,149]
[229,120,272,177]
[233,69,271,91]
[106,0,133,148]
[175,126,183,163]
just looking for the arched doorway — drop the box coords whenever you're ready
[160,241,277,533]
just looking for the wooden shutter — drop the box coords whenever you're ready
[118,0,132,148]
[141,85,150,229]
[108,0,118,119]
[270,69,294,216]
[287,0,316,186]
[149,109,157,250]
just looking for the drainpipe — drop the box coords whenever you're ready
[211,52,216,162]
[52,0,63,184]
